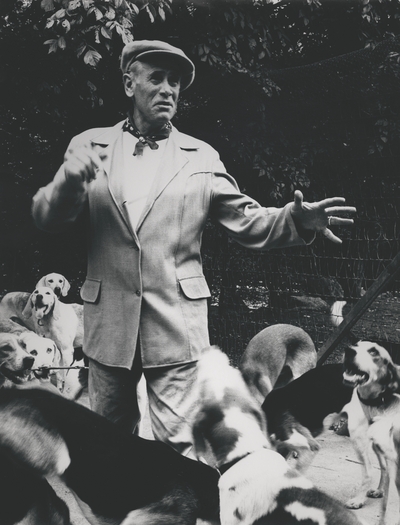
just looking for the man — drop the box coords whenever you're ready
[32,40,355,455]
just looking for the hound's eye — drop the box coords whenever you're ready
[58,280,63,284]
[45,291,51,295]
[368,347,379,357]
[48,279,54,283]
[30,350,38,356]
[47,348,53,354]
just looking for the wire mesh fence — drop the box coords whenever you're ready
[204,36,400,366]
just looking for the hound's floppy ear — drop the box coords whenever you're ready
[22,294,34,319]
[386,361,400,393]
[52,343,62,368]
[35,276,46,288]
[52,296,61,321]
[61,278,71,297]
[0,335,15,362]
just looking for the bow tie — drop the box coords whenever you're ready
[123,114,172,156]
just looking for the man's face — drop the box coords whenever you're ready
[124,59,181,131]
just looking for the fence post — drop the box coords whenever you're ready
[317,251,400,365]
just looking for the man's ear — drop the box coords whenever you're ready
[123,72,136,98]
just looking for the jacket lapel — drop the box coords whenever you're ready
[90,121,137,240]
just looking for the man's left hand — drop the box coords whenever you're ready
[291,190,356,244]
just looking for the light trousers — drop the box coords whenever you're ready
[88,353,199,456]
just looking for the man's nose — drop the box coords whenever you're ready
[160,80,173,95]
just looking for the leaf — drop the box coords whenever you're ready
[41,0,55,12]
[44,39,59,53]
[55,8,66,18]
[76,41,87,57]
[121,32,132,45]
[68,0,81,10]
[83,49,102,66]
[146,4,156,23]
[158,5,166,21]
[100,26,112,39]
[87,80,97,91]
[94,7,103,20]
[105,7,115,20]
[61,19,71,32]
[129,3,139,15]
[121,16,133,28]
[58,36,67,49]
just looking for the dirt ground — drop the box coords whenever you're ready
[52,393,398,525]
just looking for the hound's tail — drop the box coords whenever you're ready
[330,300,347,327]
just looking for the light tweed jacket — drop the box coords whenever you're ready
[32,122,311,369]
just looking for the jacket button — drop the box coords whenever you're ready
[135,290,141,296]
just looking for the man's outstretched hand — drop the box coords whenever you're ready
[291,190,356,244]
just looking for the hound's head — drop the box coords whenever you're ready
[36,273,70,298]
[23,287,58,321]
[343,341,400,397]
[19,332,59,379]
[0,333,34,385]
[194,347,270,468]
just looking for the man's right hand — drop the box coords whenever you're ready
[64,144,105,190]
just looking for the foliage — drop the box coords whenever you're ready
[2,0,400,201]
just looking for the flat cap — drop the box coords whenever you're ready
[120,40,195,91]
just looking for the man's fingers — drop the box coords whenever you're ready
[293,190,304,205]
[322,228,342,244]
[86,148,104,173]
[65,146,104,183]
[316,197,346,208]
[325,206,357,215]
[328,217,354,227]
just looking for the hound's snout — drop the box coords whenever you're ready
[35,294,44,306]
[23,356,35,370]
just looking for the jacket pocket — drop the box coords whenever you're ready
[178,276,211,300]
[80,278,101,304]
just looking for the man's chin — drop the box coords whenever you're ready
[153,109,175,123]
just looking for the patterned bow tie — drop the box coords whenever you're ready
[123,114,172,156]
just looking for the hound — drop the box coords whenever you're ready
[261,363,353,472]
[35,272,71,298]
[0,388,220,525]
[0,332,34,387]
[21,287,84,399]
[0,317,59,385]
[342,341,400,525]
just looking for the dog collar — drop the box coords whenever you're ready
[218,454,250,476]
[357,389,391,407]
